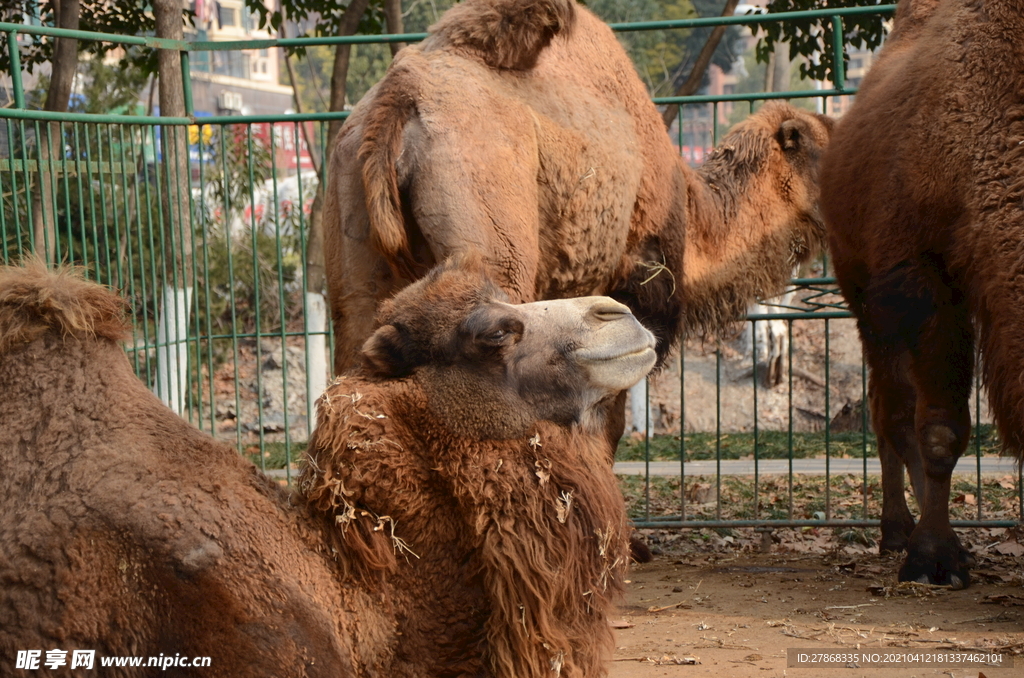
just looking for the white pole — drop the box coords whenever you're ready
[628,378,651,437]
[154,285,193,415]
[305,291,329,432]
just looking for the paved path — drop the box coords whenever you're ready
[614,457,1020,477]
[265,458,1019,479]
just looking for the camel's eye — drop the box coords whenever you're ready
[479,320,521,347]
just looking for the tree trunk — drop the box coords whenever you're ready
[383,0,406,57]
[279,15,322,176]
[661,0,740,130]
[152,0,194,415]
[30,0,80,263]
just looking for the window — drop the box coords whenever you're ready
[218,5,237,27]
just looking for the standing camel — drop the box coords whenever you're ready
[821,0,1024,588]
[323,0,833,377]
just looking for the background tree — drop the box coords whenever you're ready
[751,0,888,83]
[0,0,179,259]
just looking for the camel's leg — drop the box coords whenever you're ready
[900,301,975,589]
[865,350,919,554]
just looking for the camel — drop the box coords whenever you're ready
[820,0,1024,589]
[0,259,652,677]
[323,0,834,377]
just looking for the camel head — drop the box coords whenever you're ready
[677,102,835,337]
[712,101,833,250]
[361,259,656,437]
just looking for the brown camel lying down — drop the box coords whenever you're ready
[324,0,834,374]
[821,0,1024,588]
[0,260,652,677]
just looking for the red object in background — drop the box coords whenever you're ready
[252,122,317,171]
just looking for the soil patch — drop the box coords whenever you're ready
[610,547,1023,678]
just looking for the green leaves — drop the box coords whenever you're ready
[0,0,188,76]
[750,0,887,84]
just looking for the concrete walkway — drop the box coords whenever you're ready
[614,457,1020,477]
[264,458,1019,479]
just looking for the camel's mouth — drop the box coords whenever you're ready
[573,342,657,392]
[573,345,655,364]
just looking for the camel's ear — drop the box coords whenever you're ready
[362,324,416,378]
[778,119,802,151]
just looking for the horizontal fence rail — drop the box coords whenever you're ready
[2,4,1021,534]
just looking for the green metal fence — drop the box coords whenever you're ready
[2,4,1020,532]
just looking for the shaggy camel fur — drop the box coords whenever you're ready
[821,0,1024,588]
[0,260,652,677]
[324,0,833,374]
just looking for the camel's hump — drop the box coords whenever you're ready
[425,0,576,71]
[0,261,130,353]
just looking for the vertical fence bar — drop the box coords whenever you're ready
[268,122,293,483]
[83,124,102,279]
[787,319,794,518]
[752,319,759,520]
[60,121,76,263]
[644,377,650,523]
[715,349,722,521]
[831,15,846,92]
[141,124,162,390]
[119,125,142,375]
[824,317,831,520]
[220,124,244,454]
[679,351,686,521]
[181,52,194,117]
[246,123,266,467]
[97,124,115,287]
[975,353,983,520]
[5,119,23,260]
[197,125,218,437]
[295,121,314,433]
[0,159,8,262]
[7,31,24,110]
[18,121,34,257]
[27,120,43,259]
[861,355,869,520]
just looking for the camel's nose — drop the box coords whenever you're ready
[587,298,633,323]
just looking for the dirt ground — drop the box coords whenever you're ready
[609,545,1023,678]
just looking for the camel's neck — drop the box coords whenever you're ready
[681,155,767,292]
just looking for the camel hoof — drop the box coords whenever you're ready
[898,528,973,590]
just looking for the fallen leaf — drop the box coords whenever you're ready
[609,619,634,629]
[982,594,1024,606]
[993,541,1024,557]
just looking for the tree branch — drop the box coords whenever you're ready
[661,0,740,130]
[383,0,406,57]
